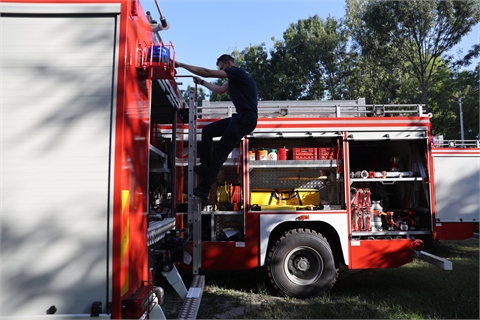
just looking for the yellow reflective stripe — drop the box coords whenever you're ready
[121,190,130,296]
[122,190,129,214]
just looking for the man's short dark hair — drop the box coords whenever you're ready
[216,54,234,66]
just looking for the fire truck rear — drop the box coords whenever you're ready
[0,0,201,319]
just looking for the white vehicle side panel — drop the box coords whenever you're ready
[1,4,119,316]
[433,152,480,222]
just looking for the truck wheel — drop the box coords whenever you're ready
[267,228,337,298]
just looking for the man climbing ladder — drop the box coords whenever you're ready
[175,54,258,201]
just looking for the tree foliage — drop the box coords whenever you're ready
[268,15,355,100]
[182,85,208,106]
[198,0,479,140]
[346,0,480,106]
[449,66,479,139]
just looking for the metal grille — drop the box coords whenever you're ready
[215,213,244,241]
[249,168,326,189]
[217,165,242,184]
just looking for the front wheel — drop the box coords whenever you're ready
[267,228,338,298]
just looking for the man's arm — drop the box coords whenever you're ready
[176,61,229,94]
[202,79,229,95]
[176,61,227,78]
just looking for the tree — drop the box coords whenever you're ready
[456,43,480,69]
[345,0,407,104]
[181,85,208,106]
[268,15,352,100]
[346,0,480,107]
[208,78,231,102]
[449,65,479,140]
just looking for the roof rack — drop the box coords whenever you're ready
[432,139,480,148]
[199,99,428,119]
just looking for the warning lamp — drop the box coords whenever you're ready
[296,215,310,221]
[412,239,425,251]
[139,42,176,78]
[147,45,170,64]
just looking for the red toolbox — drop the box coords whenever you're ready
[290,148,317,160]
[317,147,337,159]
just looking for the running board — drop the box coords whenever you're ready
[177,275,205,320]
[413,250,453,270]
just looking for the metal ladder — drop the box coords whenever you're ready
[175,88,204,320]
[185,89,202,275]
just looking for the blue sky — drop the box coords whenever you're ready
[141,0,479,91]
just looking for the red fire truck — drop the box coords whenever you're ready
[2,0,479,319]
[161,98,479,300]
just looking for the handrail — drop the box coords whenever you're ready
[197,100,428,118]
[432,139,480,148]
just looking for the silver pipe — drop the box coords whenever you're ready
[153,286,165,306]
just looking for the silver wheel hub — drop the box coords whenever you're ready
[295,257,310,272]
[284,246,324,285]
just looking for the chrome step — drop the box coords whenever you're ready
[177,275,205,320]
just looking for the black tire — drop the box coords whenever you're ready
[267,228,338,298]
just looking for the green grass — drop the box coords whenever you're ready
[160,238,479,319]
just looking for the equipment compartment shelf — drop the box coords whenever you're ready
[176,158,240,166]
[350,177,422,184]
[201,211,243,215]
[249,159,340,169]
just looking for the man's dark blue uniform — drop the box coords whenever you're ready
[175,55,258,200]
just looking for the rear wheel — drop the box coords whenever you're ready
[267,228,337,298]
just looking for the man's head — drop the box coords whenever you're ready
[216,54,235,70]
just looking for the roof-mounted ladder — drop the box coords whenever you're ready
[200,99,428,119]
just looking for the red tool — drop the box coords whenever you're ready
[386,211,395,230]
[351,187,373,231]
[408,210,416,230]
[363,188,371,231]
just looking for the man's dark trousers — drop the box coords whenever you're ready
[197,111,257,193]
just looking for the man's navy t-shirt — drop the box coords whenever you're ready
[224,67,258,114]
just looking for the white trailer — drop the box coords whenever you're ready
[432,140,480,240]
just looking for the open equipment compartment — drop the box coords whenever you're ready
[247,136,344,211]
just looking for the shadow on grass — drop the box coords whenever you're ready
[156,238,479,319]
